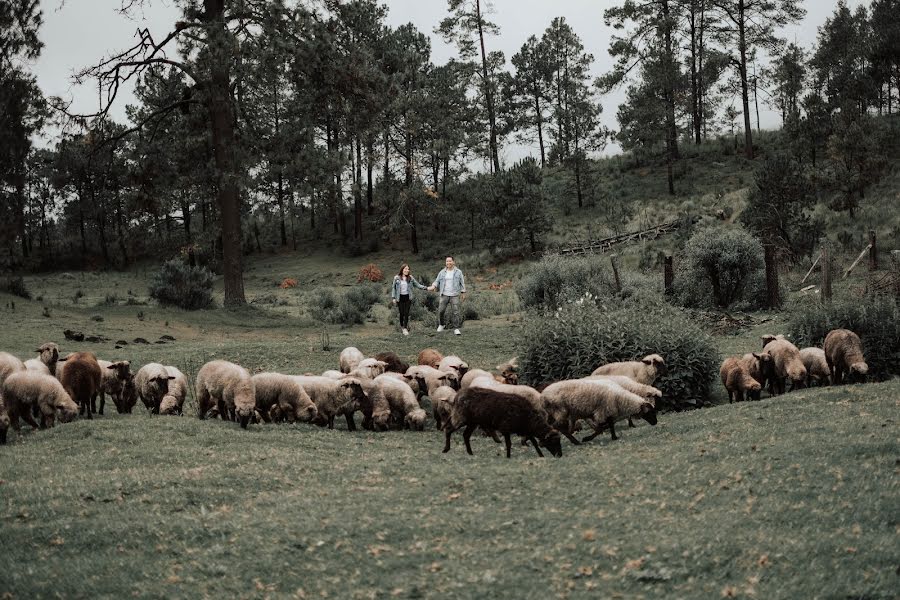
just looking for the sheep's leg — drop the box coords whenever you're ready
[528,436,544,458]
[327,415,335,429]
[344,412,357,431]
[442,425,456,453]
[90,392,98,415]
[727,389,734,404]
[560,417,581,445]
[434,413,442,430]
[462,425,477,455]
[99,391,105,415]
[735,390,744,402]
[21,410,41,431]
[84,398,93,420]
[503,433,512,458]
[260,407,273,423]
[606,417,618,441]
[216,398,227,420]
[627,418,635,428]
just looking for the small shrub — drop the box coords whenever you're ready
[148,260,214,310]
[788,296,900,380]
[101,293,119,306]
[42,306,51,318]
[519,301,720,408]
[677,226,764,309]
[462,303,479,321]
[280,278,298,289]
[72,289,84,304]
[344,284,381,312]
[309,285,381,325]
[357,264,384,283]
[3,277,31,300]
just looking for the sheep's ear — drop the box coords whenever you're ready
[642,358,653,365]
[107,364,118,369]
[641,402,653,414]
[34,348,42,352]
[168,376,176,380]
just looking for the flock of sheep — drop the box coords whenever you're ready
[719,328,869,403]
[0,327,868,457]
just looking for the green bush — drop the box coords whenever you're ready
[677,226,764,309]
[149,260,214,310]
[517,254,660,310]
[519,301,720,408]
[309,284,382,325]
[788,296,900,380]
[2,277,31,300]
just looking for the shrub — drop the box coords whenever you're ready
[2,277,31,300]
[357,264,384,283]
[517,254,659,310]
[344,284,381,312]
[677,226,764,309]
[280,278,298,289]
[309,284,381,325]
[148,260,214,310]
[788,296,900,380]
[519,301,720,408]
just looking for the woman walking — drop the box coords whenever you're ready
[391,264,428,336]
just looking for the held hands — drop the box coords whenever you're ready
[427,285,436,292]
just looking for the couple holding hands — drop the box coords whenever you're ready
[391,256,466,336]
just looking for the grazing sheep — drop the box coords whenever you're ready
[195,360,256,428]
[57,352,102,420]
[430,386,457,431]
[417,348,443,369]
[719,357,762,403]
[405,365,459,397]
[442,386,562,459]
[291,375,368,430]
[321,370,344,379]
[374,351,410,374]
[584,374,662,427]
[159,366,189,416]
[0,352,25,385]
[135,362,175,414]
[438,355,469,377]
[740,352,776,400]
[24,358,50,375]
[34,342,60,375]
[97,360,132,415]
[352,358,387,379]
[824,329,869,384]
[541,379,657,444]
[251,372,317,423]
[339,346,366,374]
[378,371,420,396]
[590,354,667,385]
[799,347,831,387]
[2,370,79,432]
[761,334,785,348]
[764,339,808,394]
[496,357,519,385]
[459,368,498,389]
[358,378,391,431]
[375,374,427,430]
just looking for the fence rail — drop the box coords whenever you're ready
[548,219,690,257]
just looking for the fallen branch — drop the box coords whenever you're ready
[843,244,872,279]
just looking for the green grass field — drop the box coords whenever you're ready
[1,250,898,599]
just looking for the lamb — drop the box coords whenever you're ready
[541,378,657,444]
[719,357,762,403]
[2,370,79,432]
[374,374,427,430]
[740,352,776,400]
[159,366,189,416]
[430,386,457,431]
[57,351,102,420]
[250,372,317,423]
[824,329,869,384]
[135,362,175,414]
[764,338,808,394]
[0,352,25,385]
[291,375,369,429]
[442,386,562,458]
[417,348,443,369]
[438,355,469,377]
[374,351,409,374]
[195,360,256,428]
[34,342,60,375]
[97,360,132,415]
[590,354,667,385]
[799,347,831,387]
[339,346,366,374]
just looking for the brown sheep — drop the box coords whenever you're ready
[764,339,807,395]
[824,329,869,384]
[374,351,410,374]
[740,352,776,399]
[720,357,762,403]
[417,348,443,369]
[57,352,102,420]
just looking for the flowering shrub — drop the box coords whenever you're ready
[280,278,298,289]
[357,263,384,283]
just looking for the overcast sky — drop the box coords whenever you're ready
[33,0,868,159]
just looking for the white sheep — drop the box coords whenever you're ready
[438,355,469,377]
[374,373,426,430]
[405,365,459,397]
[590,354,667,385]
[0,352,25,385]
[429,386,457,431]
[799,347,831,387]
[159,366,189,416]
[541,378,657,444]
[251,372,317,423]
[135,362,175,414]
[583,374,663,428]
[353,358,387,379]
[2,370,79,431]
[24,358,50,375]
[195,360,256,428]
[98,359,132,415]
[34,342,60,375]
[824,329,869,384]
[339,346,366,374]
[291,375,368,430]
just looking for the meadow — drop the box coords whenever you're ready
[1,249,897,599]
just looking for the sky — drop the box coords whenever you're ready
[32,0,868,159]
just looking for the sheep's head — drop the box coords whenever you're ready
[405,408,427,431]
[642,354,667,375]
[372,409,391,431]
[159,396,180,415]
[35,343,60,371]
[56,395,79,423]
[541,430,563,457]
[107,360,132,380]
[745,376,762,393]
[638,401,657,426]
[500,370,518,385]
[340,378,369,407]
[848,361,869,382]
[295,401,318,423]
[441,372,461,391]
[760,334,784,348]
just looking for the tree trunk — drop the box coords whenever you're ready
[115,188,130,267]
[354,136,363,240]
[277,172,287,245]
[764,244,780,308]
[737,0,754,159]
[662,0,680,163]
[475,0,501,174]
[366,138,374,216]
[533,79,546,167]
[689,1,701,145]
[205,0,246,307]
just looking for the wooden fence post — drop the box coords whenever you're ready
[821,246,832,302]
[764,244,781,308]
[869,230,877,271]
[610,255,622,293]
[664,255,674,296]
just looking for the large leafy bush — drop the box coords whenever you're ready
[677,226,765,309]
[309,284,381,325]
[149,260,214,310]
[519,301,720,408]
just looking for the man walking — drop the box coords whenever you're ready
[428,256,466,335]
